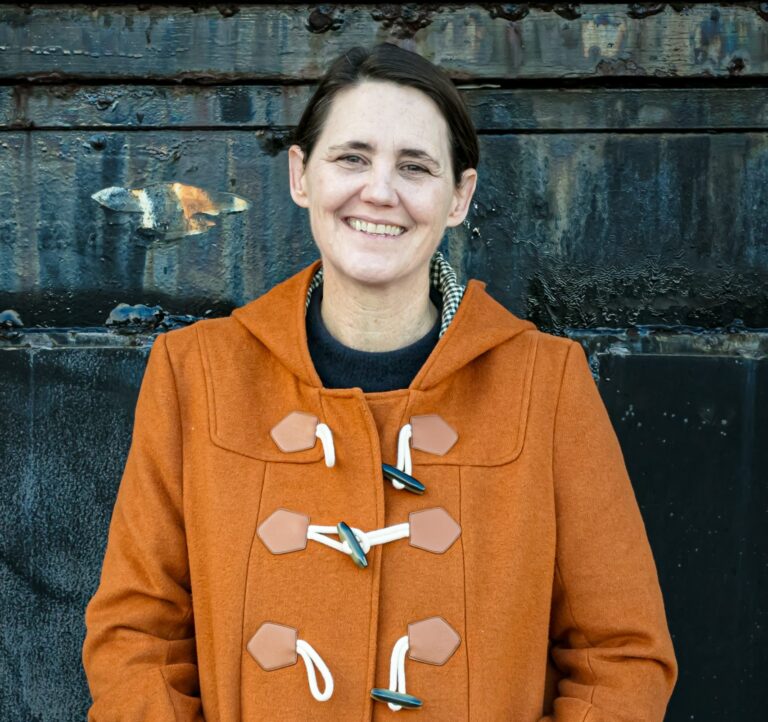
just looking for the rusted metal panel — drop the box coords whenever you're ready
[0,129,318,325]
[0,343,149,722]
[3,85,768,131]
[2,129,768,329]
[469,131,768,332]
[1,4,767,81]
[597,347,768,719]
[0,83,314,130]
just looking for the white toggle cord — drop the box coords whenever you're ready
[307,522,410,556]
[296,638,334,702]
[386,635,411,711]
[392,424,413,488]
[315,423,335,468]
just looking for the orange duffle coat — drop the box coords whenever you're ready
[82,259,678,721]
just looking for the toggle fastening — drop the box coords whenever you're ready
[247,622,334,702]
[269,411,335,467]
[258,507,461,567]
[371,616,461,711]
[388,415,459,491]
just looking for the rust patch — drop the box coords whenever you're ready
[728,56,746,74]
[0,310,24,340]
[550,3,582,20]
[487,4,530,22]
[255,129,293,157]
[627,3,667,19]
[306,5,344,33]
[104,304,199,334]
[91,182,250,240]
[369,4,441,39]
[216,4,240,17]
[106,303,165,333]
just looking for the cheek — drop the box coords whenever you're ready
[407,188,449,226]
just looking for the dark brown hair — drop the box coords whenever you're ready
[292,43,479,186]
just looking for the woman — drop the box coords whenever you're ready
[83,43,678,721]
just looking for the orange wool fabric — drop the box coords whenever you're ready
[82,259,678,721]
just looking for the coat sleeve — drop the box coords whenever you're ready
[82,333,205,721]
[539,340,678,722]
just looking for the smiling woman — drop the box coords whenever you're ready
[82,43,678,722]
[288,60,478,352]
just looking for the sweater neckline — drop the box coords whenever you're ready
[304,283,443,392]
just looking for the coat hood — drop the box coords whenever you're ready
[231,259,536,391]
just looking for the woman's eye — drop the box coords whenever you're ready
[337,156,427,175]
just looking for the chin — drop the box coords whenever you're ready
[329,250,407,287]
[341,261,403,287]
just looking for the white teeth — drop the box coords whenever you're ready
[347,217,405,236]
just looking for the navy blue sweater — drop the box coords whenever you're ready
[306,284,443,393]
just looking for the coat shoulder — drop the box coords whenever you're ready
[160,315,253,359]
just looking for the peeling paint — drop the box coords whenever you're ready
[627,3,666,20]
[91,182,250,240]
[104,303,201,334]
[582,14,627,60]
[0,310,24,340]
[106,303,164,332]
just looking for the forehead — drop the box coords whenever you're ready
[317,81,450,158]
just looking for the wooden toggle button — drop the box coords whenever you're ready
[247,622,298,671]
[269,411,319,452]
[408,507,461,554]
[257,509,310,554]
[410,414,458,456]
[407,616,461,666]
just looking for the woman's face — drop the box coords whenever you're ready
[288,80,477,287]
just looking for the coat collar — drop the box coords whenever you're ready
[231,259,536,392]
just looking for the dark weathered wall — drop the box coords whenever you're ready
[0,4,766,721]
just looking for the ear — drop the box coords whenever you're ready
[445,168,478,228]
[288,144,310,209]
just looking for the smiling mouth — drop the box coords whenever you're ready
[343,217,408,238]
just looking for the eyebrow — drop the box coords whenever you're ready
[327,141,442,169]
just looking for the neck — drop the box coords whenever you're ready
[319,264,438,352]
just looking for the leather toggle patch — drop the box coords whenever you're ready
[247,622,298,671]
[410,414,458,456]
[257,509,311,554]
[270,411,319,452]
[408,507,461,554]
[407,616,461,666]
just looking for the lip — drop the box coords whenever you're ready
[343,216,409,237]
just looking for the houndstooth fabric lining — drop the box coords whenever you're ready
[304,250,465,338]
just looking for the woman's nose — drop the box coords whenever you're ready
[359,166,398,205]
